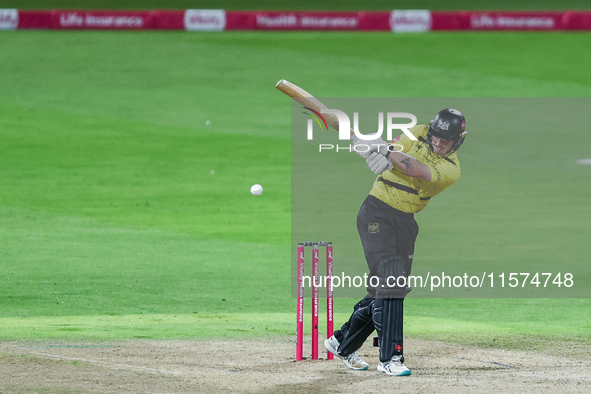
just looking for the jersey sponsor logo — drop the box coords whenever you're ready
[368,222,380,233]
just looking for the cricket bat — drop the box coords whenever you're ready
[275,79,353,136]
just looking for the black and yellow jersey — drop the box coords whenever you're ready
[368,125,461,213]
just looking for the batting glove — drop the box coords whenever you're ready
[366,152,394,175]
[353,135,390,159]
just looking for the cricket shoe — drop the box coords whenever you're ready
[324,336,369,371]
[377,355,411,376]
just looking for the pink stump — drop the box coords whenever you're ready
[296,244,305,361]
[312,243,319,360]
[326,243,334,359]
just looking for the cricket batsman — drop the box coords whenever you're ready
[324,108,467,376]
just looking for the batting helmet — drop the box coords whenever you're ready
[427,108,467,154]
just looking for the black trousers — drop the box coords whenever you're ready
[357,195,419,295]
[335,195,419,360]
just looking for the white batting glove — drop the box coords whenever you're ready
[366,152,394,175]
[353,135,390,159]
[353,137,373,159]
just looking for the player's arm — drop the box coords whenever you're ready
[385,150,432,181]
[355,125,430,179]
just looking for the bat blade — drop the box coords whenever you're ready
[275,79,342,131]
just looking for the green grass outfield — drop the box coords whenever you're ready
[1,31,590,351]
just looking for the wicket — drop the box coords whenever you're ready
[296,241,334,361]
